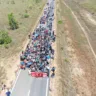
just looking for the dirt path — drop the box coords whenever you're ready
[85,12,96,25]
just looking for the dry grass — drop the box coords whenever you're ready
[0,0,47,88]
[0,0,46,58]
[64,0,96,13]
[50,0,96,96]
[80,0,96,13]
[54,0,77,95]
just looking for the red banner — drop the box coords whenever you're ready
[43,73,47,77]
[31,72,47,77]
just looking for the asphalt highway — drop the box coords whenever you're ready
[11,70,49,96]
[11,0,55,96]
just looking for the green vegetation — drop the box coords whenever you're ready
[24,13,29,18]
[0,30,12,45]
[58,20,63,24]
[4,44,9,49]
[64,58,69,63]
[8,13,19,30]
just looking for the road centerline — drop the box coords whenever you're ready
[28,90,30,96]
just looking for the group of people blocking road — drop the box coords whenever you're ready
[20,0,55,76]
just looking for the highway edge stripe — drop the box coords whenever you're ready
[11,70,21,93]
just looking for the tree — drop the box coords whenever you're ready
[8,13,19,30]
[0,30,12,45]
[24,13,29,18]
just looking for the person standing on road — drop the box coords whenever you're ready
[6,89,11,96]
[51,67,55,73]
[1,83,6,90]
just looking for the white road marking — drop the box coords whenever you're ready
[46,78,49,96]
[11,70,21,93]
[63,1,96,59]
[27,90,30,96]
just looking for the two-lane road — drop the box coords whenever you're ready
[30,77,48,96]
[11,0,55,95]
[11,69,49,96]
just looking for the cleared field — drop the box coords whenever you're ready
[0,0,46,89]
[50,0,96,96]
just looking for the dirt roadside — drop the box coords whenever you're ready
[50,0,96,96]
[0,2,47,95]
[64,0,96,56]
[49,0,57,95]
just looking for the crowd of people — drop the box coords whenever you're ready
[0,1,56,96]
[20,0,55,76]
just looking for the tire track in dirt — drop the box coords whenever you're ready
[63,0,96,60]
[62,1,96,95]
